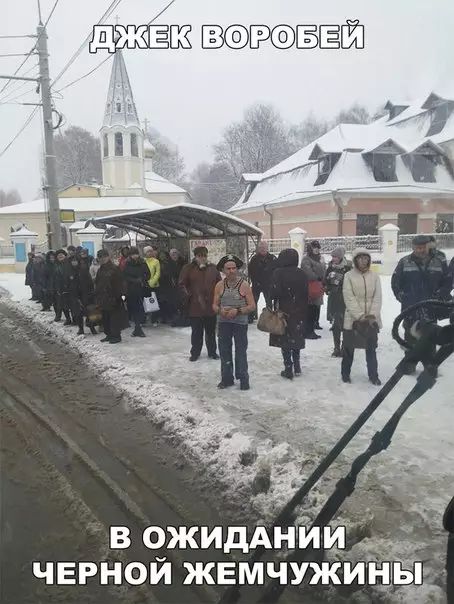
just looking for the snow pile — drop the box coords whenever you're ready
[1,275,453,603]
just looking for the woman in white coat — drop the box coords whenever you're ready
[341,248,382,385]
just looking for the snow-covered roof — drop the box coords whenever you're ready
[10,226,38,237]
[76,225,105,235]
[68,220,86,231]
[0,196,163,215]
[231,90,454,212]
[144,170,188,195]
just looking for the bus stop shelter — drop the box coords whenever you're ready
[88,203,263,264]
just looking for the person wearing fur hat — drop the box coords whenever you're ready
[143,245,161,326]
[324,247,352,357]
[301,240,326,338]
[123,247,151,337]
[342,248,382,385]
[269,248,309,379]
[213,255,255,390]
[95,249,127,344]
[179,246,221,361]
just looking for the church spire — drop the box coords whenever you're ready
[103,49,140,128]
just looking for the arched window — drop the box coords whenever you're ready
[103,134,109,157]
[116,102,121,112]
[130,133,138,157]
[127,102,132,113]
[115,132,123,156]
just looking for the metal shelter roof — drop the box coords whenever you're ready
[88,203,263,240]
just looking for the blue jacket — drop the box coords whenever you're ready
[391,252,450,322]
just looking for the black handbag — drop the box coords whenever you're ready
[350,320,379,350]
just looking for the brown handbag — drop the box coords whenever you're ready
[257,307,288,336]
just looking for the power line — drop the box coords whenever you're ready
[0,63,38,102]
[52,0,123,88]
[0,44,38,95]
[54,0,178,94]
[44,0,61,27]
[0,106,39,159]
[0,53,36,58]
[0,35,36,39]
[0,87,37,105]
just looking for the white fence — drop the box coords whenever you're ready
[397,232,454,253]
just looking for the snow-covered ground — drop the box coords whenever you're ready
[1,270,453,603]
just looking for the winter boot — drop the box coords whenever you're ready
[281,366,294,380]
[218,380,234,389]
[132,326,146,337]
[331,348,342,357]
[77,327,84,335]
[369,377,382,386]
[342,375,351,383]
[240,379,250,391]
[306,332,321,340]
[109,337,122,344]
[100,336,110,343]
[292,352,301,376]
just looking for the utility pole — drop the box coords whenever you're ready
[37,23,61,249]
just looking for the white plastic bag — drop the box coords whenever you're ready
[143,294,160,313]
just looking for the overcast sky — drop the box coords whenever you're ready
[1,0,453,201]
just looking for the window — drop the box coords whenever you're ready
[103,134,109,157]
[356,214,378,236]
[365,153,397,182]
[115,132,123,156]
[106,102,111,113]
[410,154,436,182]
[426,102,451,136]
[398,214,418,234]
[127,102,132,113]
[436,214,454,233]
[116,102,122,113]
[130,133,138,157]
[314,153,341,186]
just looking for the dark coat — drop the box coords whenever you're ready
[160,257,185,304]
[391,252,451,323]
[25,260,34,286]
[269,249,309,350]
[179,261,221,317]
[123,257,151,298]
[248,252,277,291]
[324,258,352,326]
[67,261,95,316]
[95,260,126,311]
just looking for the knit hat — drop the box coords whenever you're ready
[277,248,299,268]
[331,247,345,259]
[55,248,67,256]
[193,246,208,257]
[217,254,244,271]
[97,248,109,259]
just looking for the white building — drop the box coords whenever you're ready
[0,49,189,245]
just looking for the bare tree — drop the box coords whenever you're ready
[289,113,330,150]
[0,188,22,207]
[186,162,239,212]
[143,121,186,183]
[214,103,293,178]
[54,126,102,188]
[333,103,371,125]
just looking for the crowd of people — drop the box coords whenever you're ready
[24,236,454,391]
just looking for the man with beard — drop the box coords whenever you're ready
[95,249,127,344]
[179,246,221,361]
[123,247,151,338]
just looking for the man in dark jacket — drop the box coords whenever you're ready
[247,241,277,321]
[31,254,46,304]
[123,247,151,337]
[324,247,352,357]
[179,246,221,361]
[66,255,96,335]
[95,249,127,344]
[444,496,454,603]
[391,234,451,373]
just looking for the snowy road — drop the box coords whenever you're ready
[1,272,452,603]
